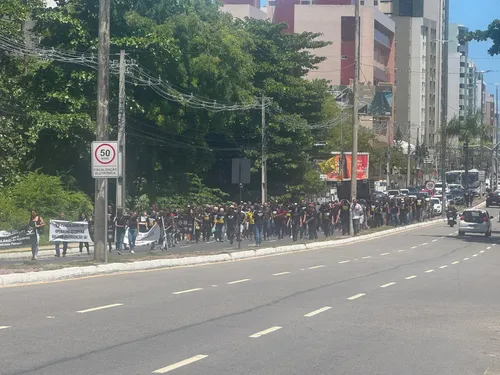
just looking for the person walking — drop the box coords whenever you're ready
[115,209,127,254]
[253,204,264,246]
[29,210,45,260]
[54,212,68,257]
[127,211,139,253]
[78,212,91,255]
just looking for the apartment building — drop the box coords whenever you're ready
[221,0,268,19]
[447,24,469,122]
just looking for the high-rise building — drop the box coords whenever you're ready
[485,93,495,127]
[466,61,478,113]
[447,24,469,122]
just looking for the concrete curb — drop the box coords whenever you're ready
[0,202,485,287]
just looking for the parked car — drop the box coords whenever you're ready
[486,191,500,207]
[458,209,493,237]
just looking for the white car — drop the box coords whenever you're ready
[399,189,409,196]
[458,209,493,237]
[430,198,442,215]
[434,182,445,195]
[388,189,400,198]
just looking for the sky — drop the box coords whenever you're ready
[449,0,500,95]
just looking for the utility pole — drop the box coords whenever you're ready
[94,0,111,262]
[261,94,267,204]
[386,121,391,188]
[349,0,360,236]
[406,126,411,187]
[480,73,485,170]
[496,83,499,189]
[116,50,126,214]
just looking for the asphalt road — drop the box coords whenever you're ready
[1,207,500,375]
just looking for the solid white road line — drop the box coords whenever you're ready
[273,272,291,276]
[347,293,366,300]
[227,279,251,285]
[397,250,405,252]
[463,257,470,261]
[425,269,435,273]
[451,261,460,265]
[380,282,396,288]
[77,303,123,313]
[304,306,332,317]
[380,252,390,256]
[153,355,209,373]
[308,265,326,270]
[362,256,372,259]
[405,275,417,280]
[338,260,351,264]
[249,326,283,338]
[439,265,448,269]
[172,288,203,295]
[0,326,11,330]
[473,254,478,257]
[421,242,428,246]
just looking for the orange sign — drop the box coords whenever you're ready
[318,153,369,182]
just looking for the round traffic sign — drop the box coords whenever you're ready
[425,181,435,190]
[94,143,117,165]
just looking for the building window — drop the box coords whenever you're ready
[269,0,276,5]
[360,0,365,5]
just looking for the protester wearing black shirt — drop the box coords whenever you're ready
[225,208,237,245]
[289,204,302,242]
[128,212,139,253]
[306,206,318,240]
[253,205,265,246]
[321,204,332,237]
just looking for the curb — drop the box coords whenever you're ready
[0,202,485,287]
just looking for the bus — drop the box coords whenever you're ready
[445,169,483,195]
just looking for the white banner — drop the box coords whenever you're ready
[50,220,93,243]
[124,223,161,246]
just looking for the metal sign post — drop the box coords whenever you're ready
[91,141,119,262]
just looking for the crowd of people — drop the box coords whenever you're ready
[108,194,443,252]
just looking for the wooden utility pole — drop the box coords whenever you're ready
[116,50,126,213]
[349,0,360,235]
[261,94,267,204]
[94,0,111,262]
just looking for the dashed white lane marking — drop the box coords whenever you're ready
[439,265,448,269]
[480,250,485,253]
[463,257,470,261]
[472,254,479,257]
[405,275,417,280]
[172,288,203,295]
[0,326,11,330]
[77,303,123,313]
[212,285,218,287]
[380,252,390,256]
[411,246,417,249]
[227,279,251,285]
[153,355,209,373]
[451,261,460,265]
[487,246,491,249]
[432,239,438,242]
[362,256,372,259]
[300,269,305,271]
[308,265,326,270]
[338,260,351,264]
[249,326,283,338]
[273,272,291,276]
[179,245,191,248]
[397,250,405,252]
[347,293,366,300]
[421,242,428,246]
[304,306,332,317]
[380,282,396,288]
[425,269,435,273]
[46,316,55,319]
[493,244,497,246]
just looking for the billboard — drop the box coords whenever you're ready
[318,152,369,182]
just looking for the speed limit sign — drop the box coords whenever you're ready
[91,141,119,178]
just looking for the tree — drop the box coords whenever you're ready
[470,20,500,55]
[445,111,485,189]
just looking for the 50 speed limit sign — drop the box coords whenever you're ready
[91,141,119,178]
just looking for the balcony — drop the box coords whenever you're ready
[374,29,392,49]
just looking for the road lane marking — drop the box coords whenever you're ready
[273,272,290,276]
[308,265,326,270]
[77,303,123,313]
[397,250,405,252]
[179,245,191,248]
[439,265,448,269]
[411,246,417,249]
[380,252,390,256]
[425,269,435,273]
[405,275,417,280]
[362,256,372,259]
[304,306,332,317]
[480,250,485,253]
[493,244,497,246]
[347,293,366,300]
[451,261,460,265]
[153,354,209,373]
[269,240,277,243]
[249,326,282,338]
[440,236,445,239]
[473,254,478,257]
[172,288,203,295]
[207,241,215,244]
[0,326,10,330]
[380,282,396,288]
[463,257,470,261]
[338,260,351,264]
[421,242,428,246]
[449,233,455,235]
[487,246,491,249]
[432,239,438,242]
[227,279,251,285]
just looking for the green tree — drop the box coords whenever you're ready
[470,20,500,55]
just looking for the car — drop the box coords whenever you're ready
[430,197,442,215]
[486,191,500,207]
[387,189,400,198]
[458,209,493,237]
[434,182,445,195]
[399,189,409,196]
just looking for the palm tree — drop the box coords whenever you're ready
[445,111,489,190]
